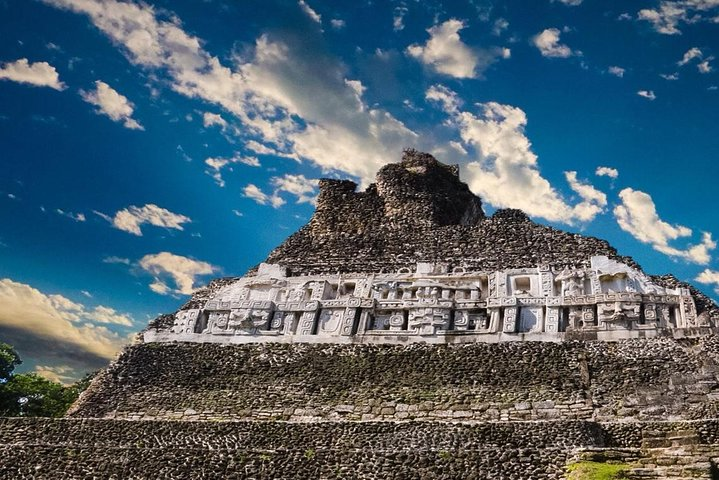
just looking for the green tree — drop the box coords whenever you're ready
[0,373,78,417]
[0,342,21,383]
[0,342,84,417]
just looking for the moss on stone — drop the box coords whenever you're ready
[566,461,631,479]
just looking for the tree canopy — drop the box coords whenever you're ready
[0,342,94,417]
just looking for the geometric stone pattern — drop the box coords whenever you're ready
[151,255,699,344]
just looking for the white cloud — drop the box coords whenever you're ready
[660,72,680,80]
[0,58,66,90]
[698,59,714,73]
[43,0,421,185]
[678,47,704,65]
[492,18,509,36]
[0,278,131,373]
[270,174,319,204]
[638,0,719,35]
[425,84,462,114]
[106,204,191,236]
[102,255,131,265]
[245,139,278,155]
[637,90,656,100]
[696,269,719,295]
[564,171,608,222]
[614,188,716,264]
[138,252,217,295]
[55,208,86,222]
[202,111,228,130]
[432,94,607,224]
[330,18,345,29]
[407,19,507,78]
[298,0,321,24]
[243,184,285,208]
[532,28,574,58]
[393,5,408,31]
[553,0,583,5]
[596,166,619,179]
[80,80,143,130]
[204,154,261,187]
[608,66,625,77]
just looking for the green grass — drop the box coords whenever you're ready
[566,461,631,479]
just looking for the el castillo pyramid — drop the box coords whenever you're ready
[4,149,719,479]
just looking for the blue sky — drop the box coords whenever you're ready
[0,0,718,383]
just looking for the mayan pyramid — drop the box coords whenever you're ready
[4,150,719,479]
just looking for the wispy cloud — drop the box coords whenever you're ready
[80,80,143,130]
[638,1,719,35]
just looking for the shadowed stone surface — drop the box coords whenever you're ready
[71,336,719,422]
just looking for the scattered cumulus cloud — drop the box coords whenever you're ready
[330,18,345,29]
[698,59,714,73]
[425,84,462,114]
[696,269,719,295]
[637,90,657,100]
[0,58,66,90]
[614,188,716,264]
[638,0,719,35]
[553,0,583,5]
[56,208,86,222]
[608,66,625,77]
[532,28,575,58]
[100,204,191,236]
[243,184,285,208]
[564,171,608,222]
[678,47,704,65]
[407,19,509,78]
[270,174,319,204]
[660,72,680,80]
[426,85,607,224]
[205,154,261,187]
[80,80,143,130]
[596,166,619,179]
[138,252,217,295]
[202,112,228,130]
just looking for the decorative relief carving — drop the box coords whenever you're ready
[162,257,700,342]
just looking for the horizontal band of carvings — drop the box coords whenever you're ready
[163,256,700,343]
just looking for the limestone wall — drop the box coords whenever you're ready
[71,337,719,422]
[3,418,719,479]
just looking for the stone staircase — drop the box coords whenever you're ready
[627,429,714,479]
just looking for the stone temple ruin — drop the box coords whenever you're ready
[150,149,710,346]
[5,150,719,479]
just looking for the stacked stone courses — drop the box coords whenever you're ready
[70,338,719,423]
